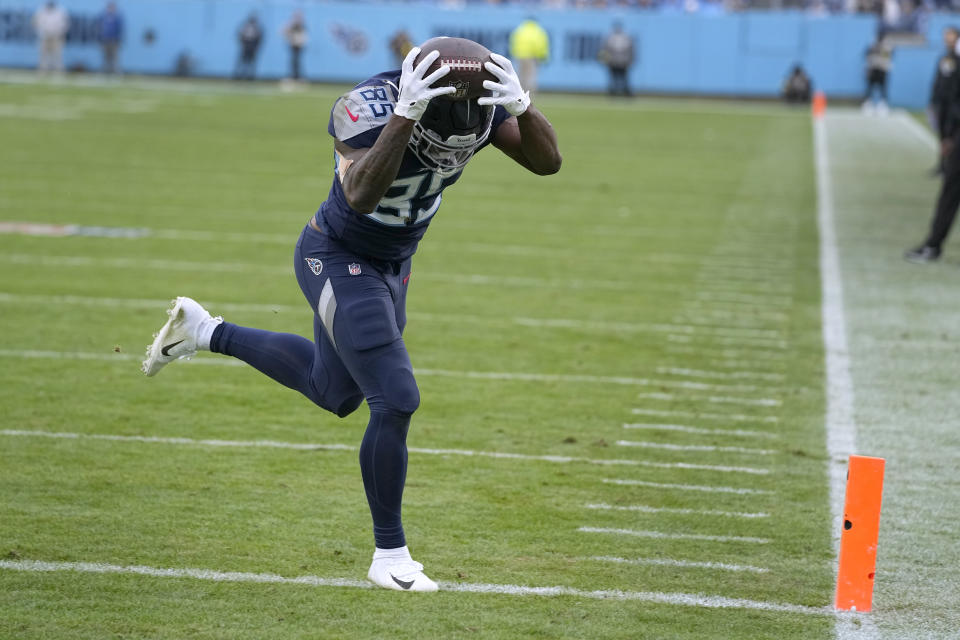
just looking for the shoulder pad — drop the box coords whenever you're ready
[330,82,398,145]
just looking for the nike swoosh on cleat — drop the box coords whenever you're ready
[345,105,360,122]
[390,574,415,590]
[161,340,185,356]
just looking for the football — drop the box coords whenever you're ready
[414,37,497,100]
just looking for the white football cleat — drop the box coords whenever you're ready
[142,297,220,377]
[367,556,438,592]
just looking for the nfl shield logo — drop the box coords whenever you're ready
[348,263,362,276]
[305,258,323,275]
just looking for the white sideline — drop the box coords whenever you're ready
[602,478,773,496]
[630,408,779,424]
[585,503,769,519]
[623,423,777,439]
[0,558,832,615]
[0,429,770,475]
[636,392,782,408]
[590,556,769,574]
[577,527,770,544]
[814,115,877,639]
[615,440,776,456]
[0,347,764,393]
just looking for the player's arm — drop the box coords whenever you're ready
[479,53,562,176]
[337,48,455,214]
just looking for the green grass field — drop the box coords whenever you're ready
[0,74,956,639]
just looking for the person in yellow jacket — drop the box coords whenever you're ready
[510,17,549,96]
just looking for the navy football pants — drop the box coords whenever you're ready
[210,222,417,549]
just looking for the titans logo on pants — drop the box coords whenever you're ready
[305,258,323,275]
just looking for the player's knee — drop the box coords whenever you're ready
[335,393,364,418]
[382,367,420,416]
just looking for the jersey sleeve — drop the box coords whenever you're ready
[491,105,511,135]
[327,79,399,149]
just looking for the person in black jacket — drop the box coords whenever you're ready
[235,14,263,80]
[906,31,960,263]
[927,27,959,175]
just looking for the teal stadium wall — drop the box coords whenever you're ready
[0,1,952,108]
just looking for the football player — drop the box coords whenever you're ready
[141,38,561,591]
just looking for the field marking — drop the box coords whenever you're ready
[615,440,776,456]
[0,558,832,615]
[0,291,783,342]
[0,253,646,293]
[0,347,763,393]
[656,366,784,383]
[666,344,788,361]
[585,502,769,519]
[815,115,878,639]
[0,429,770,474]
[694,291,793,306]
[623,423,777,439]
[590,556,769,573]
[666,334,789,350]
[892,110,938,150]
[578,527,770,544]
[636,392,782,408]
[602,478,773,495]
[630,408,779,424]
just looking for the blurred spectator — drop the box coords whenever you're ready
[782,64,812,103]
[862,37,891,115]
[389,29,414,68]
[599,22,634,97]
[929,27,959,175]
[97,2,123,75]
[32,1,69,73]
[283,11,308,81]
[235,14,263,80]
[510,17,549,96]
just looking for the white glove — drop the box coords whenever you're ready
[394,47,456,122]
[478,52,531,117]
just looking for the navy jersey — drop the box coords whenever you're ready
[317,71,510,262]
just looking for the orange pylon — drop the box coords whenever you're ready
[835,455,885,611]
[812,91,827,119]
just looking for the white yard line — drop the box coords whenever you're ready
[585,503,769,519]
[0,429,770,474]
[590,556,769,573]
[0,347,761,393]
[630,408,779,424]
[602,478,773,495]
[666,334,789,350]
[666,344,788,362]
[0,291,782,341]
[636,392,782,408]
[655,367,785,383]
[0,558,831,614]
[577,527,770,544]
[615,440,776,456]
[892,110,938,150]
[623,423,777,439]
[815,114,877,639]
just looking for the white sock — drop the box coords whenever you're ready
[195,315,222,352]
[373,545,411,561]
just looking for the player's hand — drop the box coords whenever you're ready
[478,53,531,117]
[942,138,954,158]
[394,47,456,122]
